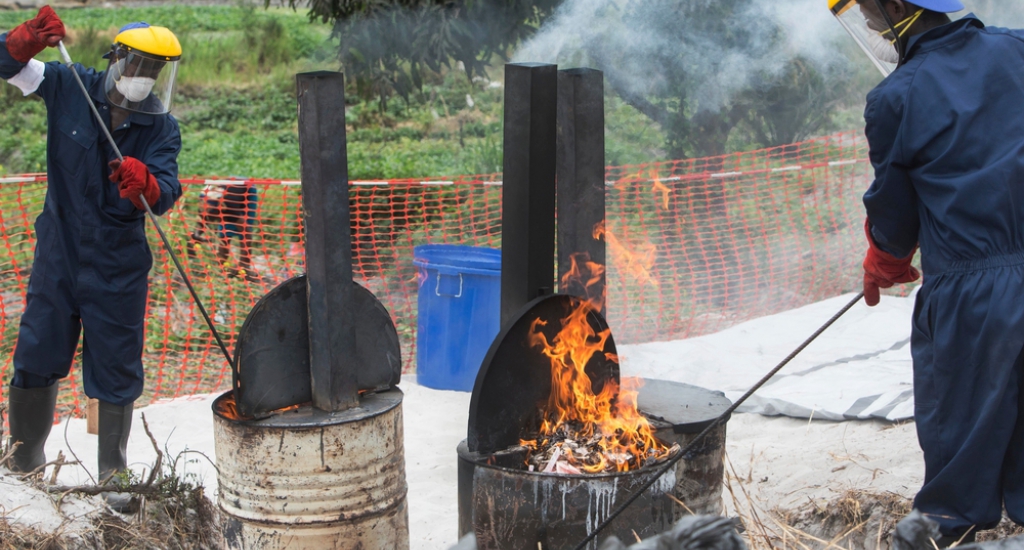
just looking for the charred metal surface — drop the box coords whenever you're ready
[297,71,358,412]
[640,380,731,517]
[467,294,618,454]
[556,68,606,314]
[457,441,477,538]
[464,448,683,550]
[214,389,409,549]
[638,379,732,434]
[232,276,401,419]
[648,419,727,517]
[458,379,730,538]
[501,63,558,329]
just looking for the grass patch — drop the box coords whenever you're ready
[0,4,669,180]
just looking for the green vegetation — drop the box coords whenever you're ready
[0,4,668,179]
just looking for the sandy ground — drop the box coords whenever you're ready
[0,379,925,549]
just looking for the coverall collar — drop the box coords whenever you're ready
[86,71,156,128]
[905,14,984,60]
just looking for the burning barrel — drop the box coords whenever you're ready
[457,295,731,549]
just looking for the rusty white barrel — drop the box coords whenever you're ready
[213,388,409,550]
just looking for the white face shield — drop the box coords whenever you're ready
[830,0,923,77]
[104,47,179,115]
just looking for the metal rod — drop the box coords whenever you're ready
[58,41,122,162]
[139,196,234,366]
[572,292,866,550]
[57,40,234,368]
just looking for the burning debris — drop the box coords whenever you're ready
[513,255,676,474]
[519,420,680,474]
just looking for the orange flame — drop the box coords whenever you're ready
[522,245,670,473]
[651,171,671,210]
[593,221,659,288]
[215,393,305,421]
[215,393,245,421]
[561,252,606,312]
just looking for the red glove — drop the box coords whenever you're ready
[109,157,160,211]
[6,6,65,63]
[863,219,920,307]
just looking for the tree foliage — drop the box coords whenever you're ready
[571,0,858,158]
[277,0,561,106]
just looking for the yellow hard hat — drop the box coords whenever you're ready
[113,23,181,61]
[829,0,855,16]
[104,22,181,114]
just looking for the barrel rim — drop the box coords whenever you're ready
[212,388,402,427]
[457,438,681,480]
[413,244,501,274]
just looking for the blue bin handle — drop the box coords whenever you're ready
[436,272,464,298]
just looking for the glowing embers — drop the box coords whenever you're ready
[213,392,304,422]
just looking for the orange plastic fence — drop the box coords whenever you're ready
[0,131,871,415]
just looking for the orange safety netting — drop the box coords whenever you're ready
[0,131,871,415]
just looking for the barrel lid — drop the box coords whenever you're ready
[232,276,402,418]
[637,379,732,434]
[466,294,618,454]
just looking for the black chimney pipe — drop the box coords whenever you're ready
[500,63,558,329]
[297,71,359,412]
[556,68,606,314]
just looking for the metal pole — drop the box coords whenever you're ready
[556,68,606,315]
[296,71,359,412]
[501,63,558,328]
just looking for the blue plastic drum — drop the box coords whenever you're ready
[413,245,501,391]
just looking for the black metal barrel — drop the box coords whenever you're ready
[457,378,730,548]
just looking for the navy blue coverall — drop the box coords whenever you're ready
[864,15,1024,535]
[1,34,182,406]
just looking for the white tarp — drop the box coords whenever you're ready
[619,291,917,421]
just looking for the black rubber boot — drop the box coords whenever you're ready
[97,400,137,514]
[6,382,58,474]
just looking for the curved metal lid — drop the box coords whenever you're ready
[467,293,618,454]
[637,379,732,434]
[232,276,402,419]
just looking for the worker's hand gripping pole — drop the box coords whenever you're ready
[57,40,235,369]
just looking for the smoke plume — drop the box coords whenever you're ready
[514,0,1024,116]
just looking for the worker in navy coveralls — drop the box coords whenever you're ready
[0,6,182,511]
[831,0,1024,544]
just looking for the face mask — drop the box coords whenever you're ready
[115,76,156,103]
[867,32,900,64]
